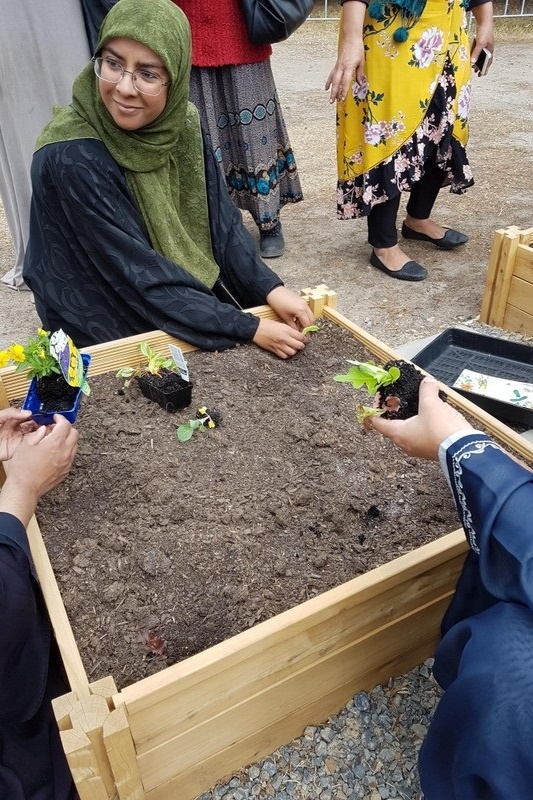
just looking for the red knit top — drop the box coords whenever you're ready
[173,0,272,67]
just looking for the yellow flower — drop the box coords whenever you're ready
[37,328,49,337]
[207,420,215,429]
[198,406,207,415]
[8,344,25,363]
[0,351,10,368]
[38,348,46,359]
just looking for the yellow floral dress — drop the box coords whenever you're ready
[336,0,473,219]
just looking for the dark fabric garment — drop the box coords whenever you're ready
[0,513,77,800]
[80,0,117,52]
[23,133,283,349]
[419,434,533,799]
[367,150,446,245]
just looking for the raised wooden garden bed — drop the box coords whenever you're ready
[1,286,532,800]
[480,225,533,336]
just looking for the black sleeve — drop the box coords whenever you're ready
[0,513,50,722]
[202,133,284,309]
[24,139,265,350]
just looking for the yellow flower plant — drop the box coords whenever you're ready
[0,329,62,380]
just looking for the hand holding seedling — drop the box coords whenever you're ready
[370,377,474,460]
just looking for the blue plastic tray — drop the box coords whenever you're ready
[23,353,92,425]
[412,328,533,426]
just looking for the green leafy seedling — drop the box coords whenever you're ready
[302,324,320,335]
[334,360,403,425]
[177,406,219,443]
[116,341,179,388]
[334,360,401,395]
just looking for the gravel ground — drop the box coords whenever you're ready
[196,662,437,800]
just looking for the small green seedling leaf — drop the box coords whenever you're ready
[177,407,219,443]
[334,360,400,395]
[356,405,386,425]
[302,324,320,335]
[177,420,204,442]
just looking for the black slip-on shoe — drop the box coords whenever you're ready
[370,251,428,281]
[401,223,469,250]
[259,223,285,258]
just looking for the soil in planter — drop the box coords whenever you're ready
[135,370,192,412]
[36,374,79,411]
[33,321,493,689]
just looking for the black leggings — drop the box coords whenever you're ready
[367,150,447,248]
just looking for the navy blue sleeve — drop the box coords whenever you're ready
[445,434,533,610]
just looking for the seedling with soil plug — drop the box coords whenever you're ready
[334,359,428,424]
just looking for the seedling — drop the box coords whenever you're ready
[177,406,221,443]
[334,360,401,394]
[116,342,181,388]
[334,359,426,424]
[302,324,320,335]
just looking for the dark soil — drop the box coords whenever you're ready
[380,360,425,420]
[35,374,79,411]
[35,321,465,690]
[135,370,193,413]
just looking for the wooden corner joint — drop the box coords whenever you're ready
[300,284,338,316]
[52,678,122,800]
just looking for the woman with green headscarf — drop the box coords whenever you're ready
[23,0,314,357]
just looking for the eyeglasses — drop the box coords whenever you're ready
[93,57,171,96]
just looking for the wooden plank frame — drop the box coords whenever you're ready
[480,225,533,335]
[2,285,533,800]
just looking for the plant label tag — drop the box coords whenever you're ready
[169,344,189,382]
[50,328,90,394]
[453,369,533,408]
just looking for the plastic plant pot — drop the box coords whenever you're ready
[23,353,92,425]
[137,371,193,413]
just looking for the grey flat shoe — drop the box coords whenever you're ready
[370,251,428,281]
[401,223,468,250]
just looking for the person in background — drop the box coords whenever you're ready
[371,376,533,798]
[23,0,313,358]
[0,0,92,290]
[326,0,494,281]
[173,0,304,258]
[0,409,79,799]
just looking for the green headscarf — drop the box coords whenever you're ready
[36,0,219,288]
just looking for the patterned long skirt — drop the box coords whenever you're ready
[189,60,303,233]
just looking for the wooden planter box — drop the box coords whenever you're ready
[2,286,532,800]
[480,225,533,336]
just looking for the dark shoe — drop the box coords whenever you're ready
[370,251,428,281]
[401,222,468,250]
[260,223,285,258]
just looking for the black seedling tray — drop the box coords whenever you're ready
[412,328,533,426]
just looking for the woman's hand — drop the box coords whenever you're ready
[252,318,307,359]
[266,286,314,331]
[325,0,366,103]
[471,3,494,72]
[370,377,473,460]
[0,415,79,527]
[0,408,35,462]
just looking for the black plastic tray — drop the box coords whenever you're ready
[412,328,533,426]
